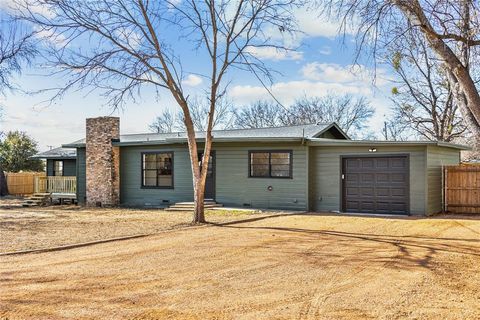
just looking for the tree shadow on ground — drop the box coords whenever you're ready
[209,214,480,270]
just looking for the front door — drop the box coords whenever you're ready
[199,151,215,200]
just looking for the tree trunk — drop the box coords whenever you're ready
[193,179,206,223]
[0,169,8,196]
[396,1,480,145]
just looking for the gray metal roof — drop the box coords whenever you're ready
[63,123,339,147]
[32,147,77,159]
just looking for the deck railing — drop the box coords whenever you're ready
[34,176,77,195]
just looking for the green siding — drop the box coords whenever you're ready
[309,146,427,215]
[215,143,308,210]
[120,145,194,207]
[119,142,308,210]
[426,146,460,215]
[46,159,76,176]
[76,148,86,205]
[77,140,461,213]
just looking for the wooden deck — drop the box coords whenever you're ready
[34,176,77,199]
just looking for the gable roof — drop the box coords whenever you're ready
[63,123,346,147]
[32,147,77,159]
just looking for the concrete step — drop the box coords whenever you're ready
[170,203,223,208]
[29,196,48,200]
[165,201,223,211]
[33,193,51,197]
[165,207,222,211]
[24,199,42,203]
[174,201,218,206]
[22,203,38,207]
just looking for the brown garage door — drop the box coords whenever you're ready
[342,156,409,214]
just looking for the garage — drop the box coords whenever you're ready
[341,155,409,214]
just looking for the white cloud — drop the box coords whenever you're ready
[33,27,67,48]
[230,61,392,105]
[246,46,303,61]
[230,80,372,106]
[318,46,332,55]
[182,74,203,87]
[0,0,55,18]
[295,7,357,39]
[301,62,390,86]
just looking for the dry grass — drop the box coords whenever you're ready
[0,201,260,253]
[1,206,479,319]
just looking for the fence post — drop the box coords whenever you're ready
[443,166,447,213]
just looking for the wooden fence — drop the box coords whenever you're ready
[4,172,46,195]
[444,164,480,214]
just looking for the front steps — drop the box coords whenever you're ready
[22,193,51,207]
[165,201,223,211]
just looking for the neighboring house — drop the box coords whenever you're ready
[44,116,468,216]
[32,147,78,200]
[32,147,77,177]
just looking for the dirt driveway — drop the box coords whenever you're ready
[1,213,480,320]
[0,204,259,253]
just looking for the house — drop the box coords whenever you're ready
[32,147,78,200]
[32,147,77,177]
[38,116,468,215]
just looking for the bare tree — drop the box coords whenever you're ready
[150,97,234,133]
[320,0,480,148]
[286,94,374,136]
[177,96,235,131]
[0,17,37,196]
[149,109,179,134]
[381,119,412,141]
[0,17,36,95]
[19,0,301,223]
[389,35,468,142]
[233,100,286,128]
[232,94,373,136]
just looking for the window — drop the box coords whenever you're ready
[53,160,63,176]
[142,152,173,188]
[249,151,292,178]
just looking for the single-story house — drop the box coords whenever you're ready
[32,147,77,177]
[35,116,468,215]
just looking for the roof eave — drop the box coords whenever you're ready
[112,137,304,146]
[31,155,77,159]
[62,143,86,148]
[306,138,471,150]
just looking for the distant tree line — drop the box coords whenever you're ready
[150,93,375,139]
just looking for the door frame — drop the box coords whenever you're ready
[199,150,216,200]
[340,154,410,214]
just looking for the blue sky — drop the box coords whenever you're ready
[0,2,395,151]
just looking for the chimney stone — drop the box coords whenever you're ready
[85,117,120,206]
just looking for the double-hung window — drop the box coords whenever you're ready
[142,152,174,188]
[249,151,292,178]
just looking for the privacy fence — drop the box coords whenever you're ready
[444,164,480,214]
[4,172,46,195]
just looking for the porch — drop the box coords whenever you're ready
[34,176,77,199]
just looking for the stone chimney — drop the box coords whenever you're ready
[85,117,120,207]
